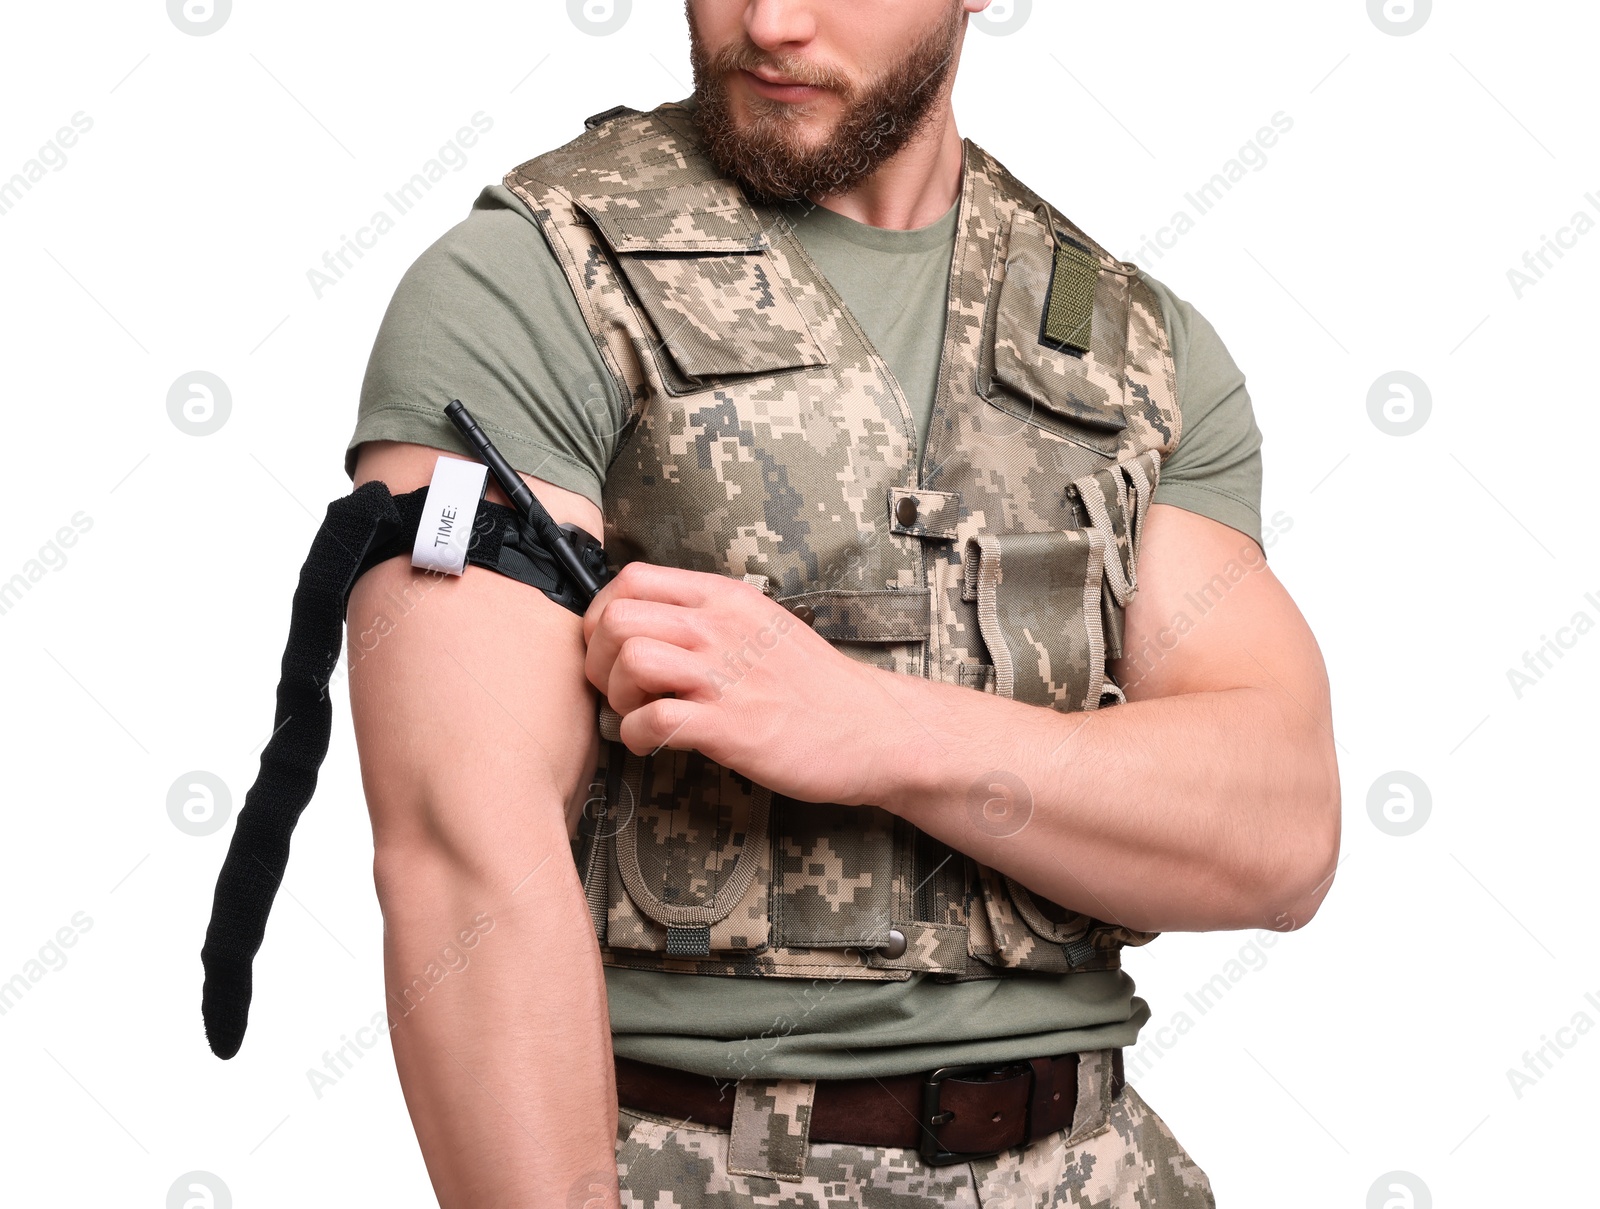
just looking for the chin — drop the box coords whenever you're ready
[737,99,835,144]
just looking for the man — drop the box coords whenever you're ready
[343,1,1339,1204]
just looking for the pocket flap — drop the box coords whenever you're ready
[962,530,1108,712]
[576,180,771,252]
[606,249,829,380]
[983,209,1130,452]
[576,184,829,380]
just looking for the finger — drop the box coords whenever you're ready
[582,562,729,644]
[585,597,712,693]
[604,636,722,715]
[619,695,710,757]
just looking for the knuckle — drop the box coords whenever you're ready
[616,636,653,674]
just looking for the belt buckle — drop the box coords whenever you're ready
[917,1060,1034,1167]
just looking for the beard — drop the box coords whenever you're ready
[688,3,965,202]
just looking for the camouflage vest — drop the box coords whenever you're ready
[504,101,1181,984]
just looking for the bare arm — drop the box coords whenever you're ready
[868,503,1341,933]
[582,503,1341,935]
[348,440,619,1208]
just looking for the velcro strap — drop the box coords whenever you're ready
[1044,239,1097,354]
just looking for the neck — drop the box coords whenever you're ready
[805,101,965,231]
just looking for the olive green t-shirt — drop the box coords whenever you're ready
[346,181,1264,1081]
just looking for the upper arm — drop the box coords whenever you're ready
[344,186,628,508]
[1114,504,1330,729]
[346,440,603,880]
[1140,273,1266,549]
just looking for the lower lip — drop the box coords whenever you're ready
[739,70,825,103]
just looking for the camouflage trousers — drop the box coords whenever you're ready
[612,1050,1215,1207]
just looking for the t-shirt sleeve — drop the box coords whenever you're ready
[344,184,626,509]
[1139,271,1265,549]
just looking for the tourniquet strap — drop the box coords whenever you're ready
[200,480,600,1058]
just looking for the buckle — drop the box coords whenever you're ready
[917,1061,1035,1166]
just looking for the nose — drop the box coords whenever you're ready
[743,0,818,54]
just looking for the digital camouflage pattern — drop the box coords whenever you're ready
[611,1049,1214,1206]
[506,100,1181,983]
[726,1078,816,1181]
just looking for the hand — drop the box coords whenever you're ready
[581,562,891,807]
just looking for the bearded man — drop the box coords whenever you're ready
[340,2,1339,1204]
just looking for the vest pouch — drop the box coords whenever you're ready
[979,209,1130,459]
[574,183,828,387]
[967,860,1118,973]
[772,799,899,953]
[1068,450,1161,662]
[962,529,1110,714]
[600,739,774,958]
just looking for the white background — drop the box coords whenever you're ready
[1,1,1595,1205]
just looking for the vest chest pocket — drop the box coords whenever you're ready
[575,182,828,386]
[979,208,1131,458]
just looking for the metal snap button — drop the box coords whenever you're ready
[879,928,907,959]
[790,603,816,626]
[895,497,920,527]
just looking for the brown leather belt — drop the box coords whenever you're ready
[615,1050,1124,1166]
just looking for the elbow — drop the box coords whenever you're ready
[1251,756,1342,933]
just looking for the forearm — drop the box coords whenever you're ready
[376,815,619,1209]
[867,670,1340,933]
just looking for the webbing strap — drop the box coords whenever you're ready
[200,479,601,1058]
